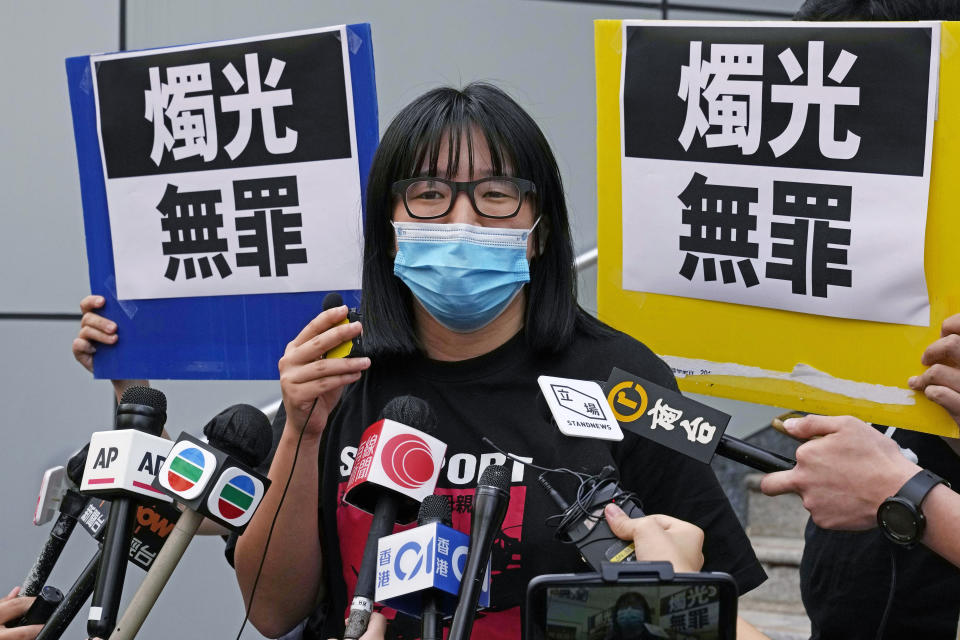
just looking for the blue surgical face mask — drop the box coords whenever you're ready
[392,219,540,333]
[615,607,647,634]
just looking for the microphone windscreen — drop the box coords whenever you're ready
[322,292,345,311]
[66,444,90,486]
[119,386,167,413]
[203,404,273,467]
[418,494,452,526]
[380,396,438,435]
[478,464,510,491]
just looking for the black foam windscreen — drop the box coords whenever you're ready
[322,292,345,311]
[202,404,273,467]
[478,464,510,492]
[418,494,452,527]
[119,386,167,412]
[66,444,90,486]
[379,395,438,435]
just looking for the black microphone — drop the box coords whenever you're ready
[419,495,453,640]
[87,386,167,638]
[21,446,95,596]
[343,396,443,639]
[448,464,511,640]
[322,292,363,358]
[110,404,273,640]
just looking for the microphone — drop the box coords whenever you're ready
[373,495,490,639]
[21,446,97,596]
[343,397,447,639]
[448,464,511,640]
[601,367,795,473]
[419,496,451,640]
[537,467,644,571]
[110,404,273,640]
[84,385,169,638]
[322,292,363,358]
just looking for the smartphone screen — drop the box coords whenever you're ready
[541,581,729,640]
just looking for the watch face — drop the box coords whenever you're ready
[879,499,920,542]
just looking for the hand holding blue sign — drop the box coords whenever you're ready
[71,295,146,402]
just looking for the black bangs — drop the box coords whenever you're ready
[397,89,516,181]
[360,82,606,358]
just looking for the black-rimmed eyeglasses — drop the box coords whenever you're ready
[391,176,536,219]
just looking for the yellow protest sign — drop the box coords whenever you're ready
[596,20,960,437]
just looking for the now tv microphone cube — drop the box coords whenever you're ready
[345,419,447,524]
[80,430,174,504]
[375,522,490,618]
[152,432,269,533]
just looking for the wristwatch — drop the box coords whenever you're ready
[876,469,949,547]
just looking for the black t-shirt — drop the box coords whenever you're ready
[800,427,960,640]
[311,321,766,639]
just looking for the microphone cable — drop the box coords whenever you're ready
[481,437,641,549]
[234,397,318,640]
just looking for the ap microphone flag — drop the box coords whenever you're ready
[344,418,446,524]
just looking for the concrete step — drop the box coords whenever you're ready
[745,473,809,539]
[742,536,805,608]
[739,603,811,640]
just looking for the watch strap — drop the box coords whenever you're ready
[897,469,948,507]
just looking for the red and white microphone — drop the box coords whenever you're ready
[342,396,446,639]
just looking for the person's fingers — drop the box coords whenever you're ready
[282,356,371,386]
[759,469,800,497]
[360,611,387,640]
[924,385,960,420]
[285,372,364,402]
[77,325,117,346]
[282,321,363,366]
[0,594,34,626]
[287,306,350,349]
[80,312,116,335]
[908,362,960,395]
[940,313,960,338]
[603,503,636,541]
[920,333,960,368]
[780,414,845,440]
[79,295,106,313]
[0,624,43,640]
[1,586,17,601]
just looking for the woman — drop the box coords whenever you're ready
[233,82,765,640]
[604,592,655,640]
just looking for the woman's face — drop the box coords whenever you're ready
[391,133,538,259]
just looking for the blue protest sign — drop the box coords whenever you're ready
[66,24,377,379]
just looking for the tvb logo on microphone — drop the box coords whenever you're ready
[344,420,447,524]
[375,522,490,617]
[152,432,269,533]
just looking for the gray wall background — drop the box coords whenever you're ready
[1,1,799,638]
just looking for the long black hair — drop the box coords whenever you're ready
[360,82,597,357]
[794,0,960,19]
